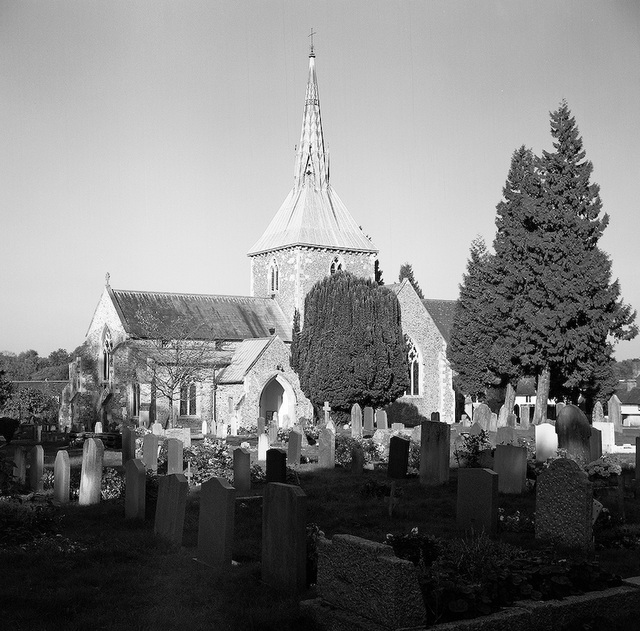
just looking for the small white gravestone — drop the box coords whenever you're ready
[258,434,269,461]
[152,422,164,436]
[201,420,208,435]
[229,415,238,436]
[593,421,615,453]
[94,421,103,434]
[535,423,558,461]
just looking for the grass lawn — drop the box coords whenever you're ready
[2,438,640,631]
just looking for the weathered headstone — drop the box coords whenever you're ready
[229,414,238,436]
[13,446,27,485]
[151,422,163,436]
[233,447,251,494]
[318,427,335,469]
[556,401,566,418]
[608,394,622,433]
[257,417,265,435]
[268,423,279,445]
[154,473,188,545]
[506,413,517,428]
[287,430,302,466]
[266,448,287,484]
[520,405,531,429]
[535,423,558,461]
[556,404,592,463]
[457,468,498,535]
[494,445,527,494]
[125,458,146,520]
[351,444,364,474]
[430,411,440,423]
[362,407,373,433]
[593,421,615,454]
[419,421,450,486]
[460,414,471,427]
[142,433,159,472]
[391,423,404,431]
[387,436,410,479]
[536,458,593,550]
[592,401,605,425]
[468,422,483,436]
[139,409,150,428]
[272,412,279,428]
[201,420,208,435]
[94,421,103,434]
[262,483,307,593]
[489,412,498,433]
[475,403,492,431]
[79,438,104,505]
[166,438,184,475]
[375,408,388,430]
[497,405,508,429]
[496,426,517,446]
[122,426,136,466]
[215,421,227,440]
[590,428,603,462]
[197,476,235,566]
[53,450,70,503]
[351,403,363,439]
[257,433,269,462]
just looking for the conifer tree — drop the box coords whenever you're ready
[290,309,301,372]
[374,259,385,286]
[398,263,424,299]
[294,271,409,413]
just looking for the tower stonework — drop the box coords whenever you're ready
[248,45,377,326]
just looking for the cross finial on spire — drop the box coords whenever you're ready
[309,28,316,57]
[105,272,110,287]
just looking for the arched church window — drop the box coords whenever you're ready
[268,259,279,293]
[131,383,140,417]
[330,256,344,275]
[406,337,421,396]
[180,382,197,416]
[102,328,113,384]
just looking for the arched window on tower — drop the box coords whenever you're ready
[406,337,421,396]
[268,259,279,293]
[101,328,113,385]
[330,255,344,275]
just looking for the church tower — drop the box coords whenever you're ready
[248,40,378,327]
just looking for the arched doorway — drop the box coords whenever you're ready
[259,375,296,428]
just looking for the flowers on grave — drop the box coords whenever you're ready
[237,423,257,435]
[183,438,233,485]
[453,430,492,468]
[498,508,535,533]
[584,455,622,480]
[41,467,125,501]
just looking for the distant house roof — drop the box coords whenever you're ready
[515,376,537,397]
[421,299,457,344]
[109,289,291,342]
[618,387,640,406]
[217,338,274,384]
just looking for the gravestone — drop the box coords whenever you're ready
[13,446,27,485]
[351,444,364,474]
[387,436,410,479]
[460,414,471,427]
[154,473,188,546]
[419,421,450,486]
[391,423,404,430]
[430,411,440,423]
[468,422,483,436]
[497,405,508,428]
[201,420,208,435]
[556,404,592,463]
[590,428,603,462]
[535,423,558,461]
[94,421,103,434]
[361,407,373,435]
[142,434,159,472]
[272,412,279,428]
[139,409,149,428]
[233,447,251,494]
[287,430,302,466]
[474,403,492,431]
[494,445,527,494]
[325,418,336,433]
[216,422,227,440]
[608,394,622,433]
[592,401,605,424]
[198,476,235,567]
[520,405,531,429]
[375,409,388,430]
[506,413,517,428]
[166,438,184,475]
[489,413,498,433]
[257,433,269,462]
[262,483,307,593]
[351,403,363,439]
[556,402,566,418]
[151,422,164,436]
[268,423,279,445]
[536,458,593,550]
[318,427,335,469]
[457,468,498,535]
[257,417,265,435]
[266,449,287,483]
[496,426,517,446]
[316,535,426,629]
[229,415,238,436]
[323,401,331,426]
[125,458,146,520]
[464,396,473,420]
[53,450,70,503]
[593,421,615,453]
[79,438,104,505]
[122,426,136,466]
[281,413,291,430]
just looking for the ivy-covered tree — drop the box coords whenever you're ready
[1,387,59,424]
[398,263,424,299]
[294,271,409,415]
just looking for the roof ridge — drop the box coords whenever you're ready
[112,289,275,302]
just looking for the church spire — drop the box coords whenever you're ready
[294,32,328,191]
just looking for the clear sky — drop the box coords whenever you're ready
[1,0,639,360]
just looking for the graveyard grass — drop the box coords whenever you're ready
[4,443,640,630]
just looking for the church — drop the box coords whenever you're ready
[72,44,456,432]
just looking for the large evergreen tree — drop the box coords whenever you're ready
[294,271,409,414]
[398,263,424,298]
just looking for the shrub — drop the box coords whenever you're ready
[334,435,382,467]
[454,430,492,467]
[183,438,233,485]
[384,401,427,428]
[0,497,60,549]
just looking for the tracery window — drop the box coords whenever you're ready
[102,328,113,384]
[406,337,421,396]
[330,256,344,275]
[268,259,279,292]
[180,382,197,416]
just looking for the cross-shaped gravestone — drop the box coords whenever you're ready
[323,401,331,426]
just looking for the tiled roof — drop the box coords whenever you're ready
[618,387,640,406]
[217,338,274,384]
[421,299,458,344]
[110,289,291,342]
